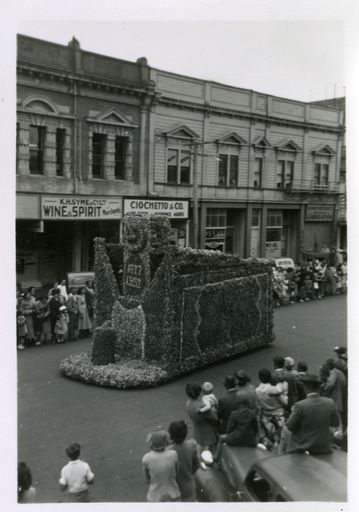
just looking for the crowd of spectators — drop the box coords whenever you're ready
[18,347,347,503]
[16,280,94,349]
[140,347,347,502]
[272,253,347,307]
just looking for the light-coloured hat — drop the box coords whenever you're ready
[202,381,214,393]
[59,305,67,312]
[284,356,295,368]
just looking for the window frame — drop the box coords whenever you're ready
[56,128,66,177]
[277,159,294,189]
[166,146,191,185]
[217,152,239,187]
[114,136,127,180]
[253,157,263,188]
[29,124,46,175]
[92,132,107,179]
[313,162,329,188]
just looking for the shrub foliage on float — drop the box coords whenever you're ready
[60,214,274,388]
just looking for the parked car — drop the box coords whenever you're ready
[273,257,295,270]
[67,272,95,290]
[195,445,347,502]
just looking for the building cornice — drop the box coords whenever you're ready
[17,63,150,98]
[157,97,345,134]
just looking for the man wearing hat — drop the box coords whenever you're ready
[286,375,340,454]
[235,370,258,414]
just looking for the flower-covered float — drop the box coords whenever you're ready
[60,214,274,388]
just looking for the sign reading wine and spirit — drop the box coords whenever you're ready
[41,196,122,220]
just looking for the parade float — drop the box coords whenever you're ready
[60,214,274,388]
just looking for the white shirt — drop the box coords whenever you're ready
[59,459,94,493]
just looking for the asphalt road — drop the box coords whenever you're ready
[17,294,347,502]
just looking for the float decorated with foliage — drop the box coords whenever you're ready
[60,214,274,388]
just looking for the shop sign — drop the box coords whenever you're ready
[265,241,281,258]
[306,204,334,222]
[41,196,122,220]
[124,198,189,219]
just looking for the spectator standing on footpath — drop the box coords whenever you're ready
[35,296,51,345]
[235,370,258,414]
[185,383,218,453]
[214,396,259,461]
[66,288,79,341]
[217,374,240,435]
[49,288,62,342]
[22,290,37,346]
[286,375,340,454]
[322,358,347,433]
[198,381,219,419]
[142,428,180,502]
[168,421,200,502]
[256,368,287,452]
[57,279,68,304]
[59,443,94,502]
[78,287,92,338]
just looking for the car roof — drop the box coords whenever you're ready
[252,451,347,501]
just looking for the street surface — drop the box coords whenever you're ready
[17,295,347,502]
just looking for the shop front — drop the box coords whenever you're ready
[123,198,189,248]
[303,203,336,254]
[16,194,123,291]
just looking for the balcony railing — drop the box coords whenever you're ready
[285,180,340,194]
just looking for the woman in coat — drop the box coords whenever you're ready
[77,287,92,338]
[185,383,218,453]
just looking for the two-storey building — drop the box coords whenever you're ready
[16,34,345,289]
[16,34,156,289]
[147,68,344,259]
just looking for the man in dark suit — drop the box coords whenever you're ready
[217,374,240,434]
[286,375,340,454]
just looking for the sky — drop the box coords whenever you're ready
[16,19,345,103]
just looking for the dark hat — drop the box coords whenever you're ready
[236,370,250,384]
[334,346,347,355]
[300,373,320,392]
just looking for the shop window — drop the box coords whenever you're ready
[206,208,226,227]
[115,136,127,180]
[314,163,329,188]
[56,128,66,177]
[253,158,263,187]
[92,133,106,178]
[277,160,294,189]
[167,148,191,184]
[29,125,46,175]
[218,154,238,186]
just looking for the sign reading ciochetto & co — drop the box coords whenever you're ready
[41,196,122,220]
[124,198,189,218]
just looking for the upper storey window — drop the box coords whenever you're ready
[216,132,247,187]
[275,140,301,190]
[92,133,107,178]
[312,144,336,191]
[167,148,191,184]
[29,125,46,175]
[164,125,199,185]
[115,136,127,180]
[56,128,66,177]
